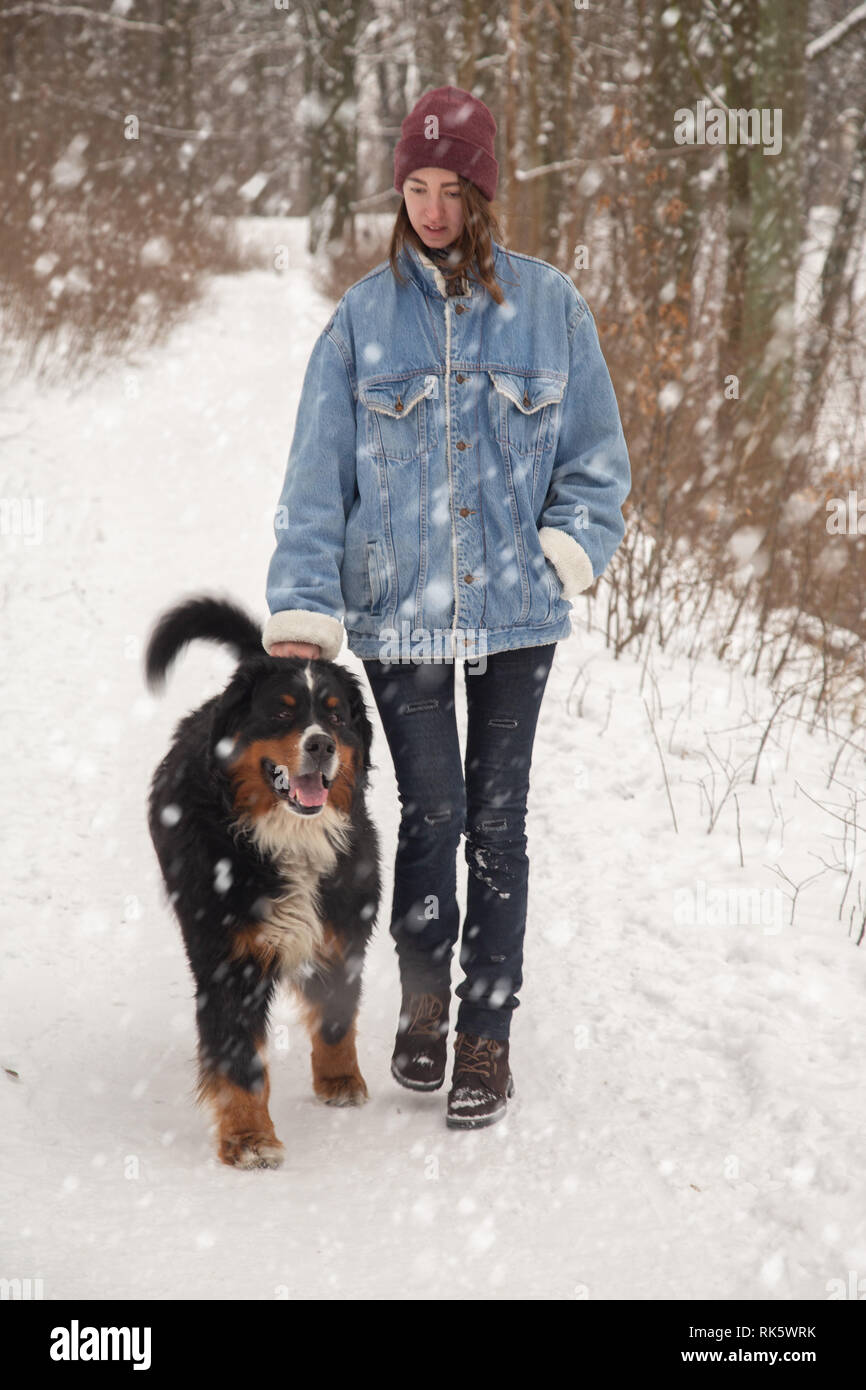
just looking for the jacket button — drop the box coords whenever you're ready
[395,396,403,412]
[458,507,471,516]
[464,574,475,583]
[456,440,470,451]
[455,304,467,315]
[523,390,531,408]
[456,373,466,383]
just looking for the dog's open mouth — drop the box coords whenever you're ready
[262,758,331,814]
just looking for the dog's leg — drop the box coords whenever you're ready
[292,923,369,1106]
[194,946,284,1169]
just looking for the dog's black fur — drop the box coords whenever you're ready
[145,595,381,1169]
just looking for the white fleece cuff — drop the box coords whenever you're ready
[538,526,595,598]
[262,609,345,662]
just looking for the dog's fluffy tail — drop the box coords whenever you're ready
[145,595,264,691]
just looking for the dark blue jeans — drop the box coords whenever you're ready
[361,644,557,1041]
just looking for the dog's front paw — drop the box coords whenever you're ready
[219,1131,286,1169]
[314,1073,370,1107]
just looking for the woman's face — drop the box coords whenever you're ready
[402,168,464,248]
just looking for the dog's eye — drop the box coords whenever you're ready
[328,710,345,725]
[276,709,294,719]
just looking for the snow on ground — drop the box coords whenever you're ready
[1,219,865,1301]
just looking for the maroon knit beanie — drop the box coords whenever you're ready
[394,86,498,203]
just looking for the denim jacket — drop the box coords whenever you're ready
[264,238,631,662]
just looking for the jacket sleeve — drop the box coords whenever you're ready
[263,324,357,661]
[538,294,631,598]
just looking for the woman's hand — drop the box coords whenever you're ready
[269,640,321,659]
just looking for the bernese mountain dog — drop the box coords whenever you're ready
[145,596,381,1170]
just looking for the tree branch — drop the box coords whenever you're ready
[0,3,165,33]
[806,3,866,60]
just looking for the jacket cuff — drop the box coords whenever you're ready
[538,526,595,598]
[262,610,345,662]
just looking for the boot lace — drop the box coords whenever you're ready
[407,993,445,1039]
[454,1035,502,1079]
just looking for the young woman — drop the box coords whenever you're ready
[264,86,631,1129]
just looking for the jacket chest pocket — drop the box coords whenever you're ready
[361,375,439,462]
[488,371,566,456]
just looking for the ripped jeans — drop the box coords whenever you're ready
[361,644,557,1041]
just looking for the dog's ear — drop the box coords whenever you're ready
[343,671,375,775]
[208,666,257,764]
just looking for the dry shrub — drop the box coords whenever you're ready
[0,179,254,385]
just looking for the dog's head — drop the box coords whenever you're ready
[208,655,375,824]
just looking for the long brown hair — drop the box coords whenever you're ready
[388,175,512,305]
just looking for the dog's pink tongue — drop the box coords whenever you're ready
[290,772,329,807]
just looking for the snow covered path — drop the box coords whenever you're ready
[2,221,864,1300]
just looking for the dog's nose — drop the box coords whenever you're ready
[303,732,336,762]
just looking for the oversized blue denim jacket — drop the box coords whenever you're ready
[264,238,631,663]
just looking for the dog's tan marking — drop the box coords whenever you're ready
[292,926,368,1106]
[228,728,357,819]
[228,733,305,820]
[323,739,358,816]
[197,1058,284,1169]
[311,919,346,965]
[229,924,280,973]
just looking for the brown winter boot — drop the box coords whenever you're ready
[446,1032,514,1129]
[391,987,450,1091]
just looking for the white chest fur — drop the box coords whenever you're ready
[246,803,354,979]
